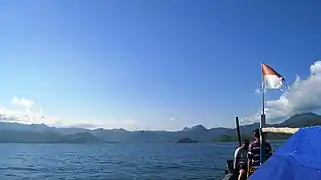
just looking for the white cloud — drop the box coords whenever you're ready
[0,97,60,126]
[244,60,321,123]
[68,123,100,129]
[12,96,35,109]
[102,119,137,128]
[254,88,261,94]
[0,108,22,122]
[169,117,176,121]
[0,96,140,130]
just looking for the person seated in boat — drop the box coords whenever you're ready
[233,139,249,180]
[248,128,272,172]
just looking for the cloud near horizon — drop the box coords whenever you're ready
[0,96,60,125]
[0,97,138,129]
[244,60,321,123]
[12,97,35,109]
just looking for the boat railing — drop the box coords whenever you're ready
[262,127,299,134]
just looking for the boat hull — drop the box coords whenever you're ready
[222,160,255,180]
[222,160,237,180]
[222,173,235,180]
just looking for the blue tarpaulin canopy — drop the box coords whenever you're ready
[249,126,321,180]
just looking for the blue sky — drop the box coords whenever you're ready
[0,0,320,130]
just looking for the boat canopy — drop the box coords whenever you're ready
[249,126,321,180]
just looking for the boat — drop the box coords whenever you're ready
[222,117,321,180]
[222,63,321,179]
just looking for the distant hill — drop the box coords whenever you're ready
[214,112,321,142]
[278,112,321,127]
[0,130,101,143]
[0,112,319,143]
[61,132,102,143]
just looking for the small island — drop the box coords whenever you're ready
[177,137,198,143]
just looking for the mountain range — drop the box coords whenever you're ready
[0,112,320,143]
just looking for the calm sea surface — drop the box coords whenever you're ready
[0,142,284,180]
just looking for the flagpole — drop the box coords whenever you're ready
[260,63,266,165]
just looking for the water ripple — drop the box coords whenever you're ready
[0,142,284,179]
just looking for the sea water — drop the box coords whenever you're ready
[0,142,284,180]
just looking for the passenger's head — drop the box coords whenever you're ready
[253,128,260,140]
[242,139,249,149]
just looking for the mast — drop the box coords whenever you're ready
[260,63,266,165]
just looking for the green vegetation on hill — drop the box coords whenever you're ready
[213,135,237,142]
[60,132,102,143]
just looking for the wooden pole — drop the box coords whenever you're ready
[260,114,266,165]
[236,117,241,147]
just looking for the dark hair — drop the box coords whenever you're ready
[253,128,260,138]
[242,139,249,148]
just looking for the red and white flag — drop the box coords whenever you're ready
[261,63,284,89]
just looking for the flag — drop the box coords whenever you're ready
[261,63,284,89]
